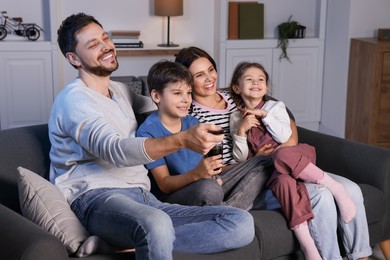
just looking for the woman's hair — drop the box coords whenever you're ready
[147,60,194,94]
[175,46,217,72]
[229,61,270,109]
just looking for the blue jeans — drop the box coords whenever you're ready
[71,187,254,260]
[260,173,372,260]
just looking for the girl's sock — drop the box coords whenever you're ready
[293,221,322,260]
[299,163,356,223]
[318,172,356,223]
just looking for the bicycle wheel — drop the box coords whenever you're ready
[26,27,40,41]
[0,26,7,40]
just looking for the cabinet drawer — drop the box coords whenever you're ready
[378,112,390,143]
[382,52,390,82]
[380,84,390,112]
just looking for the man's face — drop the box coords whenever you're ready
[72,23,118,76]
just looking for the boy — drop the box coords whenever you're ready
[136,60,224,205]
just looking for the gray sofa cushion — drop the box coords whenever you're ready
[18,167,89,254]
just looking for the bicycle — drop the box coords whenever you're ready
[0,11,43,41]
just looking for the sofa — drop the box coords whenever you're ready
[0,78,389,259]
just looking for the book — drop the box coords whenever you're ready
[112,38,141,44]
[114,41,144,48]
[228,1,257,39]
[238,3,264,39]
[109,30,141,37]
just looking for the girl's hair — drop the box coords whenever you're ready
[147,60,194,94]
[229,61,270,109]
[175,46,217,71]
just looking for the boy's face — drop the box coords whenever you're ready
[152,81,192,119]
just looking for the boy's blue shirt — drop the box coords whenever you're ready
[136,111,203,175]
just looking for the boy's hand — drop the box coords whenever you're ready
[191,155,223,180]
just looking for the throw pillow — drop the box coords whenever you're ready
[17,166,89,254]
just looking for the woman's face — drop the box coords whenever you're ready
[188,57,218,98]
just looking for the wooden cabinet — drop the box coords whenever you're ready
[0,48,54,129]
[216,0,327,131]
[0,1,58,130]
[346,38,390,148]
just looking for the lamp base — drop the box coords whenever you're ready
[157,43,179,47]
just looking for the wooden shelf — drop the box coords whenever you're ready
[116,44,182,56]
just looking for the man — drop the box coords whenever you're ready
[49,13,254,260]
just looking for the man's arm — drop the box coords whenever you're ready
[144,123,224,160]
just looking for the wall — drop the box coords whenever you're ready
[57,0,216,88]
[321,0,390,137]
[3,0,390,136]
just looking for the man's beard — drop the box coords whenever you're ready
[84,57,119,77]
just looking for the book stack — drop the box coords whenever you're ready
[228,2,264,40]
[109,30,144,48]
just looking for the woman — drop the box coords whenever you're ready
[175,46,371,260]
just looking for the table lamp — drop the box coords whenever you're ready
[155,0,183,47]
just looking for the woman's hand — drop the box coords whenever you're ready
[254,143,275,157]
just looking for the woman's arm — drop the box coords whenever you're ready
[230,110,250,162]
[254,114,298,156]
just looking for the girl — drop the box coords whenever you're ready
[229,61,357,260]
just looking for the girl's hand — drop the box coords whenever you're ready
[191,155,223,180]
[237,114,260,136]
[245,108,268,119]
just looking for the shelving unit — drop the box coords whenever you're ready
[0,0,59,130]
[216,0,327,130]
[0,1,181,130]
[116,44,182,56]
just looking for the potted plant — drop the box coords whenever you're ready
[277,15,302,62]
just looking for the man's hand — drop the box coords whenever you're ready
[182,124,224,155]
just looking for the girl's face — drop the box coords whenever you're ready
[233,67,269,102]
[188,57,218,98]
[151,81,192,119]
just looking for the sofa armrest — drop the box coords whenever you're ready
[298,127,390,239]
[298,127,390,188]
[0,203,69,260]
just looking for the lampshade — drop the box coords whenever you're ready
[155,0,183,17]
